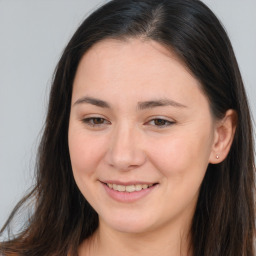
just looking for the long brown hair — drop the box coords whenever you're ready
[1,0,255,255]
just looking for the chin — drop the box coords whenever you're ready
[100,212,157,234]
[109,222,152,234]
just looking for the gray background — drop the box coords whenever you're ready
[0,0,255,227]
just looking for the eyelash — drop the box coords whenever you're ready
[82,117,111,127]
[146,118,175,128]
[81,117,175,128]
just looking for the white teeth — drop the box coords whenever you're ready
[135,184,142,191]
[117,185,125,192]
[107,183,154,192]
[126,185,135,192]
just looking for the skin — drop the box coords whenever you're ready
[68,38,236,256]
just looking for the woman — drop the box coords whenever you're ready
[0,0,255,255]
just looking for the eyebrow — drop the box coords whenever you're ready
[137,99,187,110]
[73,96,187,109]
[74,96,110,108]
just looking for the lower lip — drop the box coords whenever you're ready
[102,183,157,203]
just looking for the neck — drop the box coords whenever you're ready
[79,219,192,256]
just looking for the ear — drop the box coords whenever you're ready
[209,109,237,164]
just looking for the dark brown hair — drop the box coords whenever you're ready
[1,0,255,255]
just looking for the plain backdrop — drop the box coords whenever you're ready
[0,0,255,228]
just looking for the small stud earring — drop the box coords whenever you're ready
[216,154,219,159]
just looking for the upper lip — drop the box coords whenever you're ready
[100,180,158,186]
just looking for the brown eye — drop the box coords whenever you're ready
[154,119,168,126]
[146,118,175,128]
[82,117,110,127]
[92,118,105,124]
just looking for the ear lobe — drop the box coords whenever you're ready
[209,109,237,164]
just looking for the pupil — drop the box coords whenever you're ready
[155,119,165,125]
[94,118,103,124]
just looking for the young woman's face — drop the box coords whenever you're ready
[69,39,217,234]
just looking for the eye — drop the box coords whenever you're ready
[146,118,175,128]
[82,117,110,127]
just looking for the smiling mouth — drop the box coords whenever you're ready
[102,181,158,202]
[105,183,157,192]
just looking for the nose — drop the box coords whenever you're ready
[105,123,146,171]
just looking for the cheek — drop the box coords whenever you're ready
[68,128,105,178]
[68,129,107,204]
[147,127,213,179]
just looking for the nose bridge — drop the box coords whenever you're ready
[107,120,145,170]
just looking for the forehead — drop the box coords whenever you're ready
[76,38,190,81]
[72,38,208,110]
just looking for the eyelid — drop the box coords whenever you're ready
[144,116,176,128]
[80,115,175,128]
[81,115,111,127]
